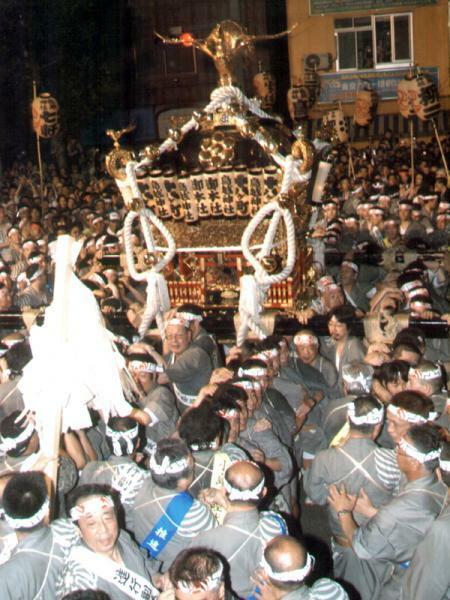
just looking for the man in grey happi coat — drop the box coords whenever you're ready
[400,444,450,600]
[328,424,447,600]
[58,483,158,599]
[160,317,212,412]
[79,416,149,532]
[133,438,215,573]
[126,352,178,451]
[177,401,248,497]
[0,471,79,599]
[304,395,400,547]
[253,535,349,600]
[192,460,287,599]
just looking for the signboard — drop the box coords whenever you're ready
[310,0,436,15]
[318,67,439,104]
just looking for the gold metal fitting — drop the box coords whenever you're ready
[168,128,183,143]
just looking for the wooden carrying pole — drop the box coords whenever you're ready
[32,81,45,199]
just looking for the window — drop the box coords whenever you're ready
[335,14,412,71]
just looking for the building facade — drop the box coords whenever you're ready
[286,0,450,138]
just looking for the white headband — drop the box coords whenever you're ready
[0,421,35,452]
[190,440,219,452]
[401,280,423,293]
[166,318,188,328]
[4,497,50,530]
[176,564,223,593]
[70,496,115,521]
[260,552,314,583]
[294,333,318,346]
[409,367,442,381]
[341,261,359,273]
[89,273,105,287]
[176,312,203,323]
[232,380,254,391]
[28,267,45,282]
[105,424,139,456]
[223,474,265,501]
[237,367,267,378]
[347,403,384,425]
[252,353,270,363]
[398,438,441,463]
[387,404,428,424]
[218,408,238,418]
[28,255,42,265]
[149,453,189,475]
[128,359,164,374]
[439,458,450,472]
[342,371,372,393]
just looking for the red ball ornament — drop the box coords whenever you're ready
[180,32,194,47]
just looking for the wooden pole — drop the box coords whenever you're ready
[32,81,44,200]
[431,119,450,186]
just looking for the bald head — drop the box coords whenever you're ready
[224,461,265,505]
[265,536,306,574]
[226,461,263,490]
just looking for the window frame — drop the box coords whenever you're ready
[334,13,413,72]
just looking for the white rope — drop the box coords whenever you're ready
[237,197,296,345]
[121,163,176,339]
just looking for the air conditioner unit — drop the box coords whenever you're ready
[304,53,332,71]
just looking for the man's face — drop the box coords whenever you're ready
[324,205,337,221]
[322,287,344,311]
[387,411,411,443]
[0,287,12,310]
[340,265,357,286]
[384,222,399,241]
[295,342,318,365]
[395,349,420,367]
[328,316,348,342]
[395,435,416,474]
[77,500,119,555]
[399,207,411,221]
[131,368,153,392]
[166,324,191,355]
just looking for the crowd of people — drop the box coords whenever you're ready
[0,131,448,599]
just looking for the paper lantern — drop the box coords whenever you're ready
[253,68,276,111]
[354,88,378,127]
[32,93,60,138]
[304,68,321,106]
[414,74,440,121]
[324,109,348,143]
[287,83,310,121]
[397,76,418,119]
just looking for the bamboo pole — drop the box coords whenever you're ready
[431,119,450,186]
[32,81,44,200]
